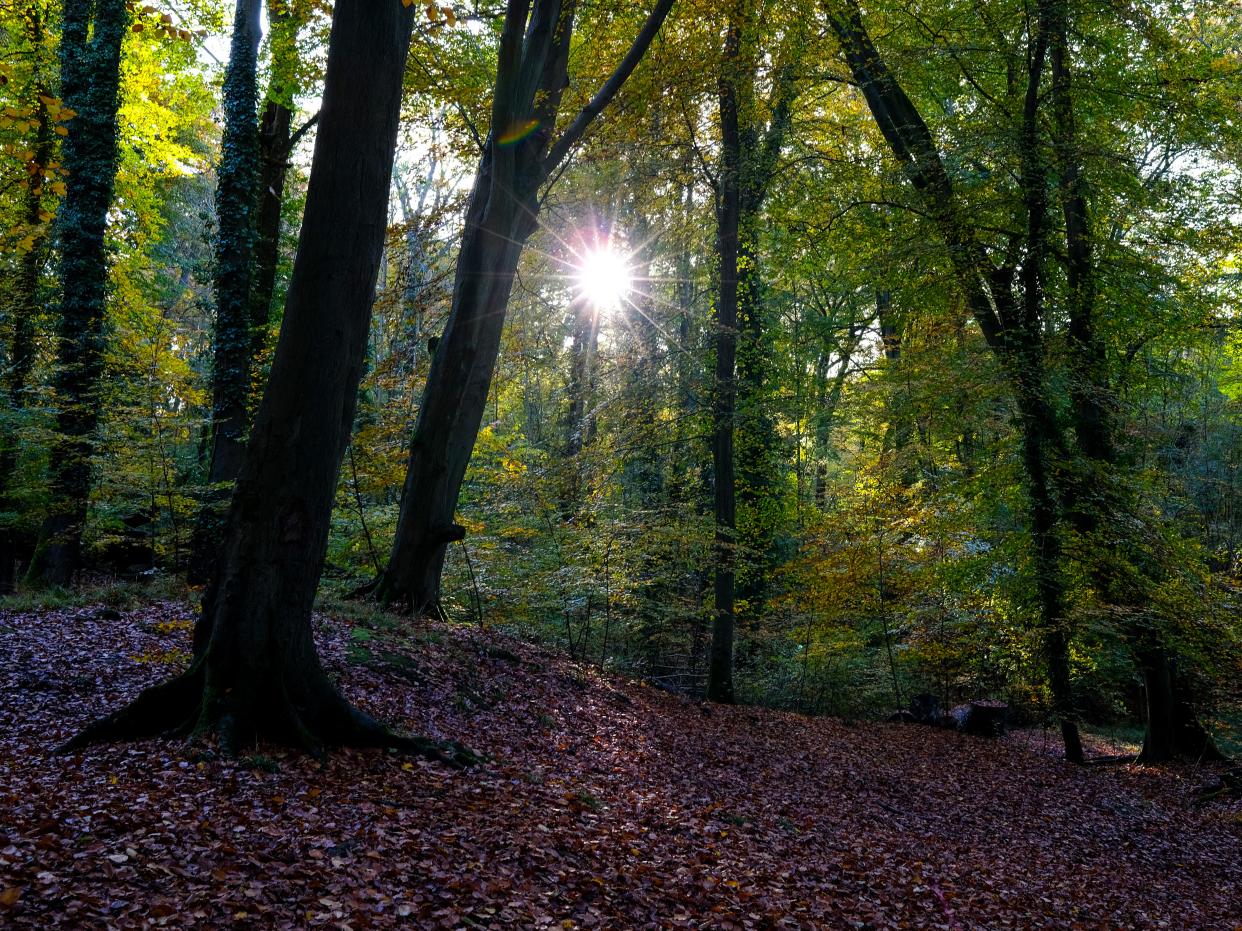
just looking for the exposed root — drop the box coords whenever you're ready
[59,669,203,752]
[325,691,480,768]
[60,665,478,769]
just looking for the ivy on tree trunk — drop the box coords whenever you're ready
[27,0,128,587]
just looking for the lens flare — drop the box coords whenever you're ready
[575,243,632,312]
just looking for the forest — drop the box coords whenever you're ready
[1,0,1241,926]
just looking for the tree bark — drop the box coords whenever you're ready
[26,0,128,586]
[1042,0,1218,760]
[827,0,1084,761]
[560,295,600,517]
[63,0,468,762]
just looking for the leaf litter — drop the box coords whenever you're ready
[1,601,1240,929]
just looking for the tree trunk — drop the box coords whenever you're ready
[249,0,306,360]
[560,295,601,516]
[373,0,676,615]
[0,16,53,592]
[187,0,264,582]
[63,0,466,762]
[706,15,742,705]
[26,0,128,586]
[1043,0,1218,760]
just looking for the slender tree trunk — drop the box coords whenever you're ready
[64,0,468,761]
[706,16,742,705]
[187,0,264,581]
[561,296,600,516]
[249,0,306,360]
[26,0,128,586]
[0,15,52,592]
[249,100,292,352]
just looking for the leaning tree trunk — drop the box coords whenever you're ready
[64,0,465,761]
[26,0,128,586]
[187,0,264,582]
[826,0,1084,761]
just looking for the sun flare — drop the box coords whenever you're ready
[575,243,633,313]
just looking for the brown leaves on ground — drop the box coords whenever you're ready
[1,601,1240,929]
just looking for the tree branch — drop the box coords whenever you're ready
[542,0,677,177]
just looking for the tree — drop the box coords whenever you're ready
[66,0,465,759]
[187,0,263,580]
[0,1,57,592]
[706,0,802,702]
[824,0,1085,760]
[370,0,677,616]
[26,0,129,586]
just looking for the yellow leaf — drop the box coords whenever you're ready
[425,2,437,20]
[58,108,76,120]
[50,181,66,196]
[0,887,21,909]
[442,5,455,25]
[54,125,68,136]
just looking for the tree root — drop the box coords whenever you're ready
[59,667,481,769]
[58,670,203,752]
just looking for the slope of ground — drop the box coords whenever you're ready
[1,599,1240,929]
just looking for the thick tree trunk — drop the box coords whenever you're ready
[63,0,468,761]
[371,0,580,616]
[706,17,742,705]
[187,0,264,582]
[372,147,534,615]
[26,0,128,586]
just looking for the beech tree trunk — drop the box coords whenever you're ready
[560,295,600,516]
[706,14,742,705]
[372,0,676,616]
[1042,0,1217,761]
[26,0,128,586]
[827,0,1085,761]
[64,0,464,760]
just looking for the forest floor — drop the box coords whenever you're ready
[2,597,1241,930]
